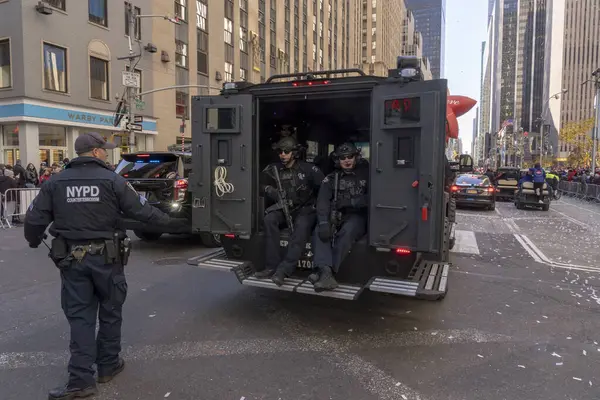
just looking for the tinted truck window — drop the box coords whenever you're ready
[115,154,178,179]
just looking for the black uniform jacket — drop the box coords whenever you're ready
[25,157,173,245]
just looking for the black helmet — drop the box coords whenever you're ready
[335,142,360,158]
[272,136,300,152]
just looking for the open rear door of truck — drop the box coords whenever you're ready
[190,94,255,237]
[368,80,447,255]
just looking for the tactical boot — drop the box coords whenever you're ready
[254,269,275,279]
[313,266,338,292]
[271,269,287,286]
[97,358,125,384]
[48,384,97,400]
[307,270,320,284]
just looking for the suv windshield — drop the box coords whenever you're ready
[456,175,489,186]
[115,154,178,179]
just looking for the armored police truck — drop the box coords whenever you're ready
[187,57,472,301]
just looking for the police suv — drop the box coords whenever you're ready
[187,57,473,300]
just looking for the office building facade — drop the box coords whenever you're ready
[0,0,158,168]
[403,0,445,79]
[545,0,600,163]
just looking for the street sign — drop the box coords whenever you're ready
[133,115,143,123]
[122,71,141,88]
[126,123,143,131]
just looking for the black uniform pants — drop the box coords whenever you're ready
[264,207,316,275]
[60,254,127,388]
[313,214,367,273]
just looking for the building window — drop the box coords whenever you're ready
[196,0,207,31]
[224,18,233,45]
[46,0,66,11]
[224,62,233,82]
[197,30,208,74]
[175,40,188,68]
[124,3,141,40]
[89,0,107,27]
[2,124,19,146]
[90,56,109,100]
[239,27,247,52]
[240,68,247,81]
[39,125,67,147]
[176,91,188,118]
[43,43,67,93]
[175,0,187,22]
[0,39,11,89]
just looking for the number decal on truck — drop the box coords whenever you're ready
[297,260,313,269]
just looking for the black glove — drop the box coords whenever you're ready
[318,223,331,242]
[29,242,40,249]
[264,186,279,201]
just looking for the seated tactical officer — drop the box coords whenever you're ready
[311,143,368,291]
[256,136,325,286]
[24,132,186,400]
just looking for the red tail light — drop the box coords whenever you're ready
[451,185,459,192]
[292,80,331,87]
[487,187,495,193]
[174,179,188,202]
[224,234,236,239]
[395,248,412,255]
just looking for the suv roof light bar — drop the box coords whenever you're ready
[265,68,366,83]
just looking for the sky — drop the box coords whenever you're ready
[444,0,488,154]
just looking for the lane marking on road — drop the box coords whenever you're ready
[550,208,591,229]
[450,230,480,255]
[554,197,600,217]
[0,328,509,371]
[494,207,503,217]
[514,233,600,273]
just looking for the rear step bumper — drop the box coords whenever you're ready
[187,252,449,301]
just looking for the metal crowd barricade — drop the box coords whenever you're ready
[0,192,6,228]
[558,180,600,203]
[1,187,41,228]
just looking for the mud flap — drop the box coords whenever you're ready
[366,260,449,301]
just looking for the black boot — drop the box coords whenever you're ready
[271,269,286,286]
[254,269,275,279]
[313,266,338,292]
[97,358,125,384]
[307,269,320,284]
[48,384,97,400]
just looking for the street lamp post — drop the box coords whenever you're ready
[540,89,568,167]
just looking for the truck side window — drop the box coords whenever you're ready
[205,107,237,131]
[384,97,421,125]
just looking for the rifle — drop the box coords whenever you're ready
[329,172,341,247]
[272,165,294,232]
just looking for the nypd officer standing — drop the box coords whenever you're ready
[256,136,324,286]
[312,143,368,291]
[24,132,186,400]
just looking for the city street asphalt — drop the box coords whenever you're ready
[1,195,600,400]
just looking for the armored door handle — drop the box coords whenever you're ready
[375,141,382,173]
[195,144,203,186]
[240,144,246,170]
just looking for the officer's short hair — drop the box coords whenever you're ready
[75,132,117,155]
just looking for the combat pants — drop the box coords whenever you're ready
[60,253,127,388]
[264,207,316,275]
[313,213,367,273]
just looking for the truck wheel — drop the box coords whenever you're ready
[200,232,222,248]
[133,230,163,241]
[542,204,550,211]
